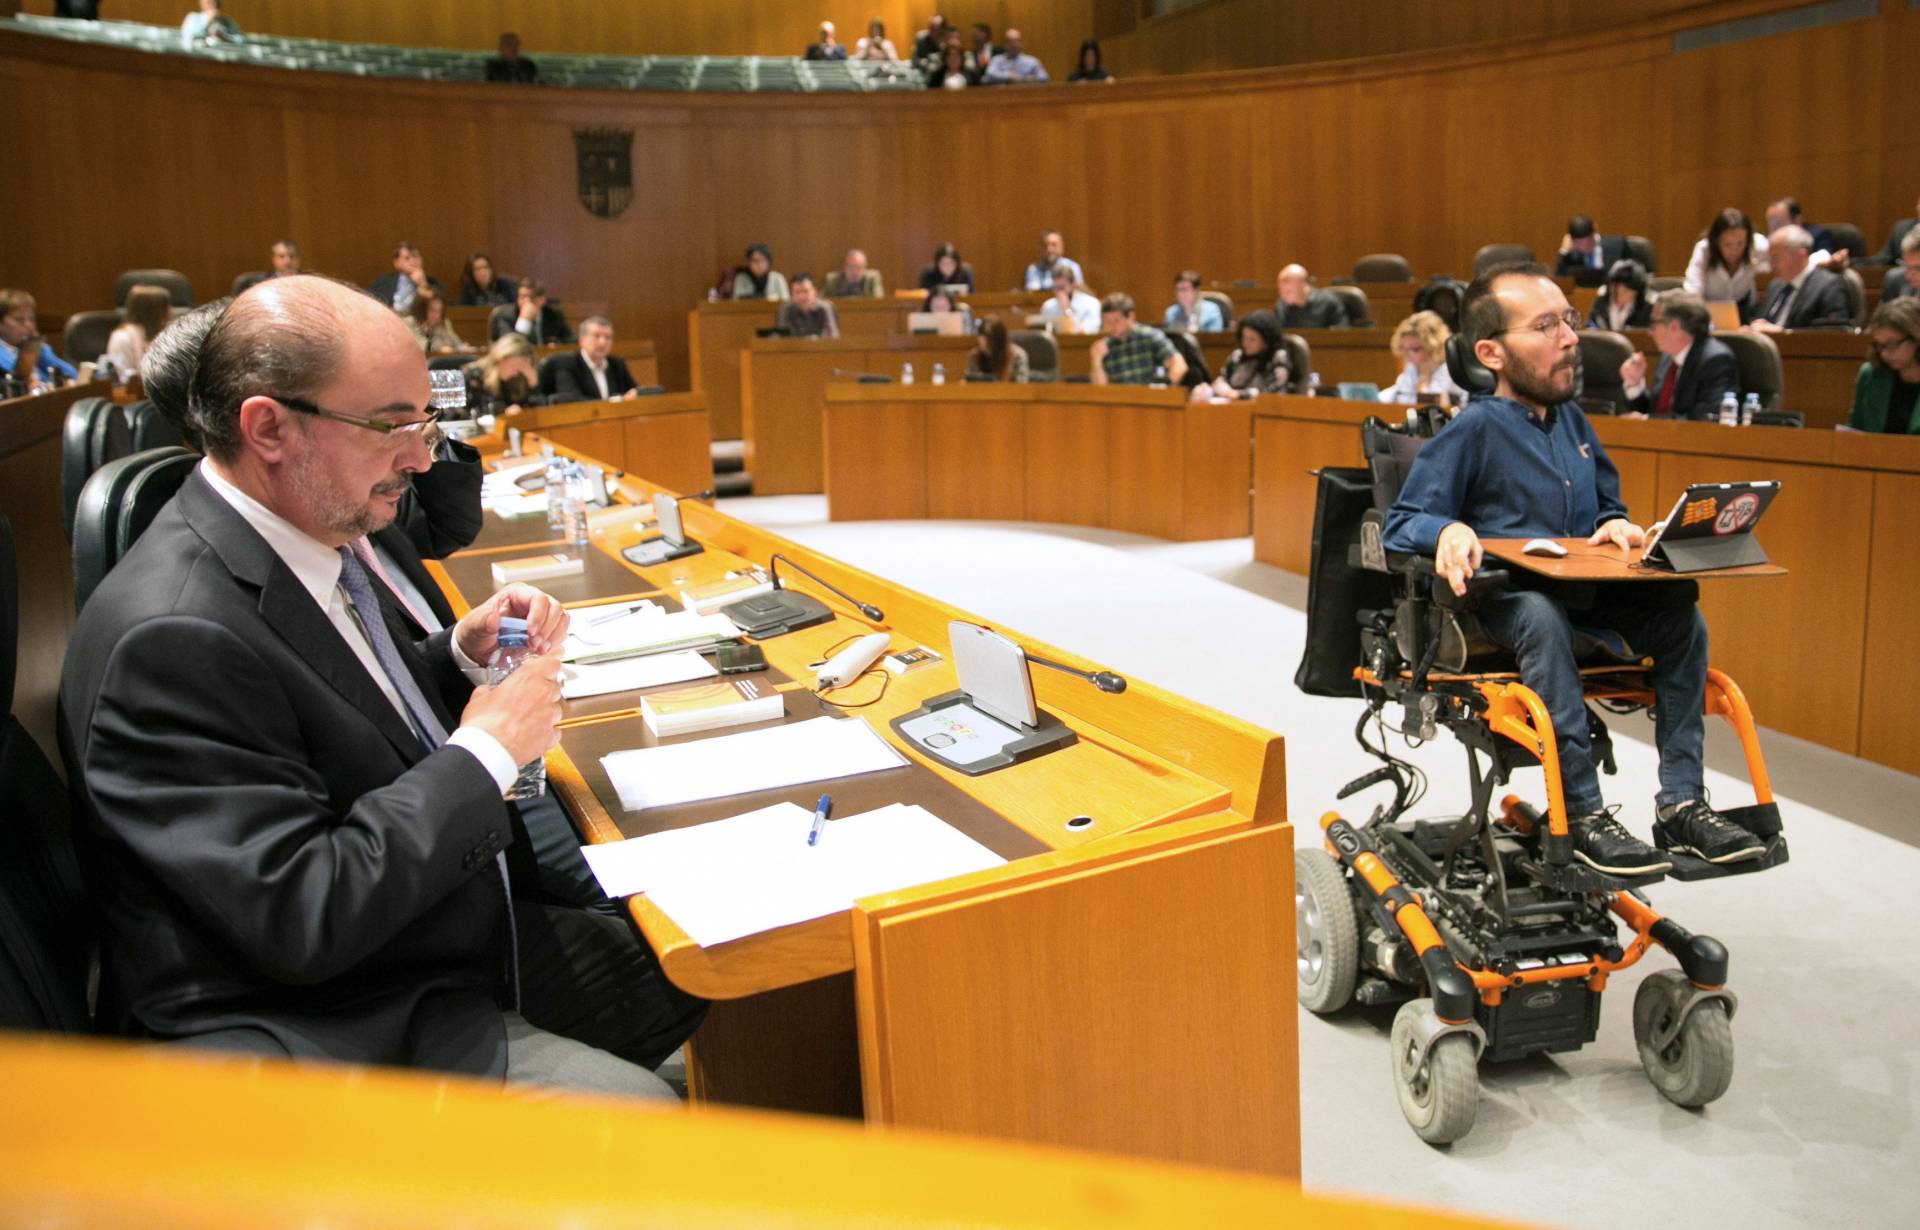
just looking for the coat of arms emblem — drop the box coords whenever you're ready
[574,127,633,219]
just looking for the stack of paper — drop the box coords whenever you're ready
[561,649,716,700]
[599,715,908,812]
[482,461,553,518]
[563,606,739,664]
[579,800,1006,946]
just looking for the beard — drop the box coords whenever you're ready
[286,441,410,540]
[1505,346,1582,408]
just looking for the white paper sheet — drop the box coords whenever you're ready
[562,608,735,663]
[483,492,550,519]
[561,650,716,700]
[598,715,909,813]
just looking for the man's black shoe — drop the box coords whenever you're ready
[1655,799,1765,864]
[1568,808,1672,876]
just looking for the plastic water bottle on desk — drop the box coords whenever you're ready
[1718,392,1738,426]
[485,617,547,800]
[1309,372,1323,397]
[543,454,568,527]
[563,463,591,548]
[1741,393,1760,426]
[902,362,915,386]
[932,362,945,386]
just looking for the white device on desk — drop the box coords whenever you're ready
[622,491,704,566]
[890,622,1097,775]
[505,426,522,456]
[815,632,892,691]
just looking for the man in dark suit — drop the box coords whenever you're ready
[62,275,702,1092]
[1871,191,1919,266]
[545,316,639,403]
[1882,229,1920,304]
[1618,292,1738,421]
[367,241,445,312]
[488,277,574,345]
[1752,225,1854,332]
[1553,215,1627,277]
[1275,264,1348,329]
[1765,196,1838,258]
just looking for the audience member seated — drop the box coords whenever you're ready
[1380,310,1465,405]
[0,287,77,391]
[1752,225,1852,332]
[967,22,997,73]
[106,284,173,376]
[235,240,303,294]
[928,39,978,89]
[1871,190,1919,266]
[459,253,517,307]
[464,333,545,415]
[1849,299,1920,435]
[804,21,848,61]
[1039,267,1101,334]
[1683,208,1767,319]
[549,316,640,401]
[1090,293,1184,386]
[1553,214,1627,277]
[775,274,839,338]
[984,28,1049,84]
[1586,259,1653,331]
[1068,40,1114,83]
[485,32,540,83]
[487,277,573,345]
[60,275,704,1095]
[824,249,884,298]
[966,318,1030,383]
[1620,292,1737,421]
[404,289,470,355]
[732,244,790,301]
[1207,309,1290,400]
[921,289,960,315]
[1275,264,1347,329]
[1765,195,1839,259]
[920,243,975,293]
[1162,270,1224,333]
[369,241,444,313]
[852,19,899,61]
[180,0,240,46]
[1021,230,1084,292]
[1883,230,1920,303]
[912,14,950,72]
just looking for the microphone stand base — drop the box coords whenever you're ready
[890,690,1077,776]
[720,590,834,638]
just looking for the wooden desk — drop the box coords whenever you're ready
[429,439,1297,1175]
[1481,537,1786,581]
[824,383,1253,541]
[1252,395,1920,776]
[500,391,711,499]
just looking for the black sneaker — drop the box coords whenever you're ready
[1568,808,1673,876]
[1655,799,1765,864]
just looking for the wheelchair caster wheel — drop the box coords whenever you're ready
[1390,999,1479,1145]
[1295,847,1359,1014]
[1633,970,1735,1108]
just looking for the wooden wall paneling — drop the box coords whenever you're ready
[1858,471,1920,777]
[1105,404,1184,540]
[1601,445,1662,527]
[692,305,776,438]
[925,400,1024,520]
[1183,398,1254,540]
[622,407,713,498]
[825,397,928,522]
[684,972,865,1117]
[533,418,624,470]
[739,346,841,493]
[1024,399,1108,527]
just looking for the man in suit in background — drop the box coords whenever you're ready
[484,32,541,83]
[65,275,702,1094]
[1765,196,1840,259]
[823,249,884,299]
[1871,191,1919,267]
[1752,225,1854,332]
[1619,292,1738,421]
[488,277,574,345]
[1553,215,1627,277]
[367,241,444,313]
[547,316,639,403]
[1882,229,1920,304]
[1275,264,1348,329]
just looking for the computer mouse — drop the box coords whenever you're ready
[1522,538,1568,558]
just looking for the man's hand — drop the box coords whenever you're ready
[1587,519,1646,553]
[455,582,571,663]
[459,649,563,767]
[1620,351,1646,389]
[1558,232,1574,255]
[1434,522,1482,598]
[1829,248,1851,270]
[517,298,541,324]
[1750,319,1784,335]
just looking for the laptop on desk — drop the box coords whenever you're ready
[1641,480,1781,572]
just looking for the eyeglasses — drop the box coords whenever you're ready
[1495,309,1583,341]
[1870,335,1916,356]
[274,395,442,446]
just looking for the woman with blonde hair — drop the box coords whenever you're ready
[106,283,172,376]
[463,332,544,415]
[1381,310,1465,405]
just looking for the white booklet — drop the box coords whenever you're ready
[563,606,736,664]
[598,715,908,813]
[561,649,716,700]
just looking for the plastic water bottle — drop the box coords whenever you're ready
[485,617,547,800]
[901,362,915,386]
[563,462,591,548]
[1718,392,1738,426]
[932,362,945,386]
[543,454,568,528]
[1309,372,1323,397]
[1741,393,1760,426]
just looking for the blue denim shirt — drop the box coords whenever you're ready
[1382,395,1627,555]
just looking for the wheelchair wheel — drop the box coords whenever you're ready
[1633,970,1735,1108]
[1295,847,1359,1014]
[1389,999,1479,1145]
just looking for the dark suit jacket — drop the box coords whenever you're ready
[367,272,447,310]
[58,471,519,1076]
[488,303,574,345]
[374,438,484,630]
[1625,336,1738,422]
[1277,289,1347,330]
[1554,236,1627,277]
[1760,266,1853,329]
[1873,217,1916,266]
[544,352,638,403]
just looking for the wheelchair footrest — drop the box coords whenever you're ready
[1662,834,1789,881]
[1515,856,1665,894]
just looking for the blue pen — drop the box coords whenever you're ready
[807,794,831,846]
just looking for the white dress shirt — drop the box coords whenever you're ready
[1041,290,1102,334]
[199,461,517,790]
[582,353,611,400]
[1624,341,1690,402]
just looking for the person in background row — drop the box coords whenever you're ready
[487,277,573,345]
[1068,40,1114,83]
[920,243,974,293]
[180,0,240,47]
[1021,231,1084,293]
[1091,293,1184,387]
[967,23,996,74]
[1765,196,1839,259]
[1162,270,1224,333]
[464,333,545,416]
[1206,308,1291,400]
[404,289,470,355]
[804,21,847,61]
[852,19,898,61]
[1881,230,1920,303]
[984,28,1049,84]
[1751,225,1853,332]
[1275,264,1348,329]
[1682,208,1767,319]
[106,284,173,376]
[460,253,517,307]
[1848,299,1920,435]
[824,249,884,299]
[369,242,443,314]
[911,14,949,71]
[235,240,303,294]
[1871,191,1919,266]
[1586,258,1653,331]
[485,32,540,84]
[1553,214,1626,276]
[966,318,1030,383]
[732,244,790,302]
[1620,292,1737,421]
[776,274,839,338]
[920,289,960,315]
[1379,310,1465,405]
[928,38,977,89]
[54,1,101,18]
[1039,266,1100,334]
[0,288,78,390]
[550,316,640,402]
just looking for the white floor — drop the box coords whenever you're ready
[722,494,1920,1230]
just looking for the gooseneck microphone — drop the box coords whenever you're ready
[1025,652,1128,694]
[770,553,884,621]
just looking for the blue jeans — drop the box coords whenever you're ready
[1475,583,1708,815]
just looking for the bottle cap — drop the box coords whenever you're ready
[497,616,530,646]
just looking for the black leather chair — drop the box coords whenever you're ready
[1622,235,1657,272]
[1574,330,1636,412]
[1648,275,1685,295]
[1324,284,1373,328]
[60,309,122,365]
[112,269,193,307]
[60,398,133,542]
[1840,268,1867,327]
[1352,254,1412,283]
[536,353,573,399]
[427,354,473,372]
[1718,331,1784,412]
[1010,330,1059,382]
[1199,290,1236,331]
[1472,244,1535,279]
[1752,410,1804,428]
[1412,279,1467,333]
[0,514,98,1033]
[1280,333,1313,394]
[71,447,199,613]
[229,271,268,296]
[123,399,190,453]
[1165,330,1210,390]
[1823,223,1867,261]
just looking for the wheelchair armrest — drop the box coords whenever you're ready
[1432,568,1510,610]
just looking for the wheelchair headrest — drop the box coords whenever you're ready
[1445,333,1497,398]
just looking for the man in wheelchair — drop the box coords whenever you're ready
[1381,263,1763,876]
